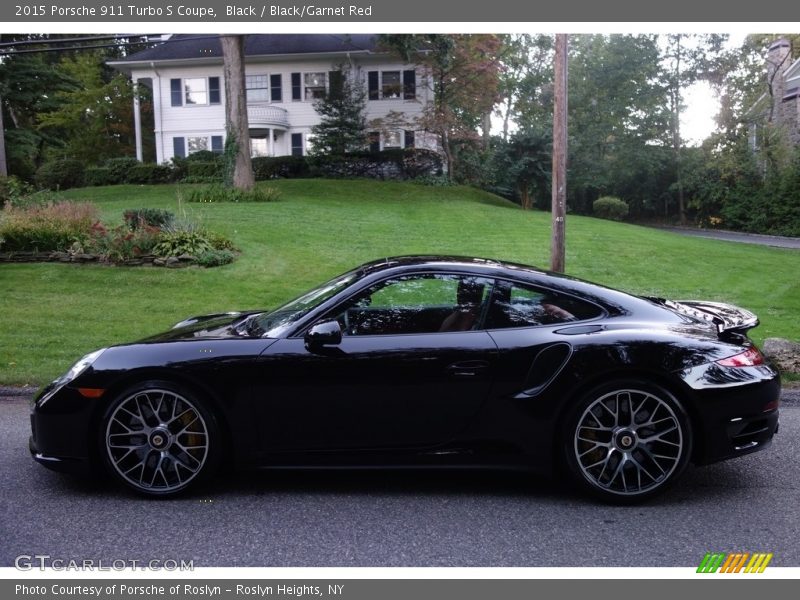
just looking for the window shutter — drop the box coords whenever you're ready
[270,74,282,102]
[291,133,303,156]
[170,79,183,106]
[173,137,185,158]
[291,73,301,100]
[403,70,416,100]
[369,131,380,153]
[211,136,223,153]
[368,71,379,100]
[404,130,415,149]
[209,77,221,104]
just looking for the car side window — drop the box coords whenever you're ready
[484,281,602,329]
[329,274,493,336]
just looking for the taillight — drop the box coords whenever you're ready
[716,347,764,367]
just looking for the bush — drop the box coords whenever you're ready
[0,201,99,251]
[0,176,33,208]
[185,150,223,163]
[34,159,86,191]
[308,149,443,180]
[593,196,629,221]
[103,157,141,184]
[206,231,238,251]
[84,167,114,187]
[185,184,280,203]
[195,248,236,267]
[186,161,223,180]
[252,156,312,180]
[128,163,174,184]
[89,223,162,262]
[123,208,175,231]
[153,230,212,257]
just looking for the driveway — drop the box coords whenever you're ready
[661,227,800,250]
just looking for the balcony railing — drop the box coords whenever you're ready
[247,105,290,128]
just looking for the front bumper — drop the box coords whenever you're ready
[29,383,98,475]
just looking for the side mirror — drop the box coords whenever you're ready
[304,320,342,347]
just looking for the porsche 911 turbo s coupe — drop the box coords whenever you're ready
[30,256,780,503]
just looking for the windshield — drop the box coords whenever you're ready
[251,269,360,337]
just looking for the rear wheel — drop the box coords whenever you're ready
[101,381,219,497]
[563,381,692,503]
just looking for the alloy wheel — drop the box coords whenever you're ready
[104,388,210,494]
[573,388,685,497]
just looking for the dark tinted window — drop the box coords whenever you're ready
[485,280,602,329]
[329,274,492,336]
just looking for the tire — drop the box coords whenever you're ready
[100,381,220,497]
[562,380,692,504]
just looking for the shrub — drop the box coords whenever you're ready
[185,184,280,203]
[90,224,162,262]
[186,161,223,180]
[307,149,442,180]
[103,157,141,184]
[34,159,86,191]
[123,208,175,231]
[412,174,455,187]
[0,201,99,251]
[0,176,34,208]
[185,150,223,163]
[206,231,238,251]
[84,167,115,187]
[252,156,312,180]
[593,196,629,221]
[153,230,212,258]
[128,163,174,184]
[195,248,236,267]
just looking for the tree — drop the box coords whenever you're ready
[220,35,254,190]
[380,34,503,179]
[310,65,367,155]
[660,33,727,224]
[494,129,551,209]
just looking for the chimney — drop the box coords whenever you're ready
[767,38,791,104]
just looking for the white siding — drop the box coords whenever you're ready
[131,54,434,162]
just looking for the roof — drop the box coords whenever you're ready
[109,34,380,71]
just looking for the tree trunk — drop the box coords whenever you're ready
[220,35,254,191]
[0,94,7,176]
[550,34,568,273]
[481,110,492,150]
[441,127,454,180]
[519,184,531,210]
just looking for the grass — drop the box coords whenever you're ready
[1,179,798,386]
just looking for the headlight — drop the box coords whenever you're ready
[57,348,106,386]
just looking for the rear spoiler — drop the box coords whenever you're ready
[670,300,759,340]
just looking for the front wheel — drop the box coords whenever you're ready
[100,382,219,497]
[563,381,692,503]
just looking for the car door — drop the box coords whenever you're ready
[253,273,498,452]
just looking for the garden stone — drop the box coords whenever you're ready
[763,338,800,373]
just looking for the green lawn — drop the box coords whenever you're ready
[1,179,798,386]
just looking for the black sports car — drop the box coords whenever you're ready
[30,256,780,502]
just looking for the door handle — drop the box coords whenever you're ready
[446,360,490,376]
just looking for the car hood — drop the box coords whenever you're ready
[137,310,265,342]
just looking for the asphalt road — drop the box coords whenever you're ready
[661,227,800,250]
[1,393,799,568]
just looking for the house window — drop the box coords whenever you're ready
[173,137,186,158]
[270,74,282,102]
[251,138,269,157]
[246,75,269,102]
[383,130,402,149]
[291,133,303,156]
[211,135,223,154]
[171,77,221,106]
[368,70,416,100]
[184,78,208,105]
[187,136,209,154]
[381,71,402,99]
[404,130,415,148]
[304,72,327,100]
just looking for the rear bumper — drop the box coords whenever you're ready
[687,369,781,465]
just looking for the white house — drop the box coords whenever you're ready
[109,34,435,164]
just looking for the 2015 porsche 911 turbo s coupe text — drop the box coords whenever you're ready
[30,256,780,502]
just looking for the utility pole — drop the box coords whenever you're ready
[0,94,7,176]
[550,34,568,273]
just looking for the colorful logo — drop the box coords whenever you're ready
[697,552,773,573]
